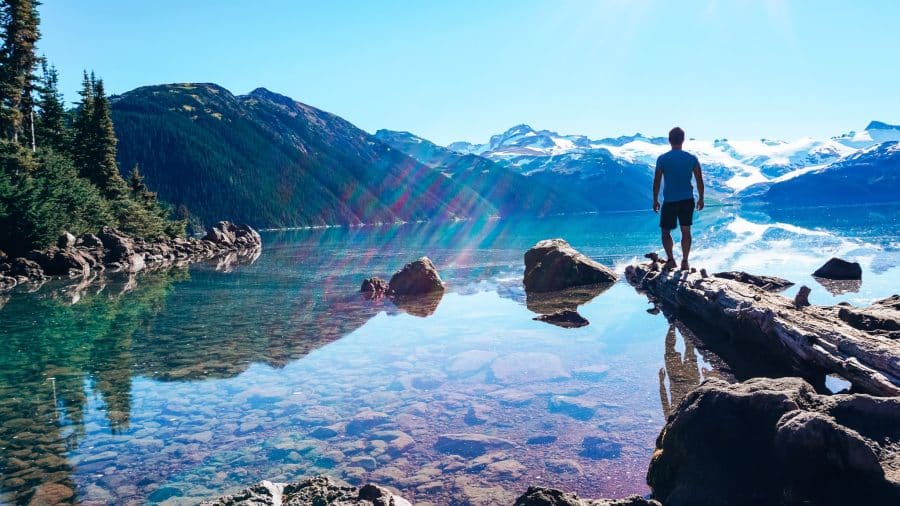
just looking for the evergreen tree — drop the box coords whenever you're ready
[0,0,41,145]
[71,71,94,175]
[35,60,67,151]
[89,78,126,197]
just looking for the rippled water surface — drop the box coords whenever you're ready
[1,205,898,505]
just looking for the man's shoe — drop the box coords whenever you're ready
[681,260,690,271]
[663,259,677,270]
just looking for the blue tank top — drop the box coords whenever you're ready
[656,149,698,202]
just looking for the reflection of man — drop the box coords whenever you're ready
[658,324,702,417]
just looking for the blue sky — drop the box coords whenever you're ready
[38,0,900,144]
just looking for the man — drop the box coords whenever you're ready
[653,126,704,270]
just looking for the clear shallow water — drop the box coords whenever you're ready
[0,205,897,505]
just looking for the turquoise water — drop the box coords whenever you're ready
[1,206,897,505]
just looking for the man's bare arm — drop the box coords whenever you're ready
[693,164,705,210]
[653,167,663,213]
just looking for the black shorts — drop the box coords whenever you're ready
[660,198,694,230]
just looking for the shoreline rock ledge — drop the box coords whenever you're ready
[648,377,900,505]
[524,239,617,292]
[0,220,262,291]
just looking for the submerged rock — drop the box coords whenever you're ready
[647,377,900,505]
[202,475,411,506]
[388,257,444,295]
[514,487,660,506]
[434,433,516,458]
[533,309,589,328]
[523,239,617,292]
[813,257,862,280]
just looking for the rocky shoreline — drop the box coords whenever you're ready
[0,221,261,293]
[205,475,659,506]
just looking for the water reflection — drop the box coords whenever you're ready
[658,325,703,418]
[525,283,613,316]
[0,270,187,504]
[1,206,897,504]
[813,276,862,295]
[390,291,444,318]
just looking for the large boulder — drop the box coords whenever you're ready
[203,221,262,249]
[388,257,444,295]
[647,377,900,505]
[514,487,660,506]
[26,247,90,277]
[524,239,617,292]
[813,257,862,280]
[9,257,45,280]
[98,227,137,263]
[202,475,411,506]
[57,231,77,249]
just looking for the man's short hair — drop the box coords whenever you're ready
[669,127,685,145]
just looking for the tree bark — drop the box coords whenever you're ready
[625,260,900,396]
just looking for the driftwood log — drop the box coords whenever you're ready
[625,259,900,397]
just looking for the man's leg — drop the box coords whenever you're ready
[680,225,692,269]
[661,228,675,267]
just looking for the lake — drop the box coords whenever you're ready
[1,204,897,505]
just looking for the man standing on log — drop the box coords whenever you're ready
[653,127,704,270]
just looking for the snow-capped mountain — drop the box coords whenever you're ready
[742,141,900,206]
[445,121,900,198]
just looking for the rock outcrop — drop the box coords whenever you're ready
[360,277,388,295]
[713,271,794,291]
[514,487,659,506]
[524,239,617,292]
[626,257,900,396]
[813,257,862,280]
[647,377,900,506]
[837,295,900,339]
[0,222,262,293]
[387,257,444,295]
[202,475,411,506]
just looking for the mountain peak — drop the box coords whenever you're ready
[246,87,297,108]
[503,124,535,135]
[865,121,900,131]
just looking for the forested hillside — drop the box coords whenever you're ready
[112,85,499,229]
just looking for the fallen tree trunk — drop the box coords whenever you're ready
[625,260,900,397]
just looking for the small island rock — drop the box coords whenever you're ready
[388,257,444,295]
[813,257,862,280]
[524,239,617,292]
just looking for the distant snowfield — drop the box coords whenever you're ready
[445,122,900,194]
